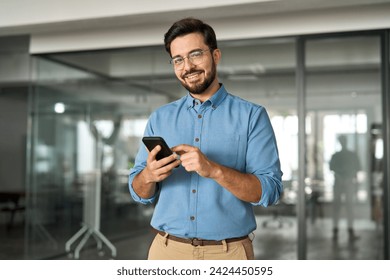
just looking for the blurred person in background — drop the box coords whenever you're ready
[330,135,361,241]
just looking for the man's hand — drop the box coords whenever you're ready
[172,144,215,178]
[132,145,180,199]
[172,144,261,203]
[143,145,181,183]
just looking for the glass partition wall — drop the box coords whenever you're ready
[304,35,384,259]
[26,33,386,259]
[27,52,170,259]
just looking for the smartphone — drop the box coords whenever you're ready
[142,136,173,161]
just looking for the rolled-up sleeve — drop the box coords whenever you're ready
[128,119,159,205]
[128,164,158,205]
[246,107,283,207]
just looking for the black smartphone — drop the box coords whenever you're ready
[142,136,173,161]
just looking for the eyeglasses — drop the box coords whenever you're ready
[170,49,211,70]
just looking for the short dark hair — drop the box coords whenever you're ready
[164,18,218,55]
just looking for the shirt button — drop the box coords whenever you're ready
[192,189,196,193]
[190,216,195,221]
[195,138,199,142]
[198,114,202,119]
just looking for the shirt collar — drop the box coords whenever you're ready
[186,84,228,110]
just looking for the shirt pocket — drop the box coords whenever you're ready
[205,135,242,169]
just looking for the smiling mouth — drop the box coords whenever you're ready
[183,71,203,80]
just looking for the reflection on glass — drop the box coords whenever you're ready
[305,36,383,259]
[28,56,157,259]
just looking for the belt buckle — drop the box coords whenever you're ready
[191,238,203,246]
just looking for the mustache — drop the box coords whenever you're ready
[182,70,203,79]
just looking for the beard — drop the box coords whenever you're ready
[180,59,217,95]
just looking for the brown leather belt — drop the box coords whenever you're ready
[155,230,248,246]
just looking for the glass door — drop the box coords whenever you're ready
[304,35,384,259]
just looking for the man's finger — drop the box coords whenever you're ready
[172,144,195,154]
[145,145,161,162]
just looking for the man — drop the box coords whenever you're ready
[330,135,361,241]
[129,18,283,260]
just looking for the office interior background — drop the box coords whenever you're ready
[1,0,390,260]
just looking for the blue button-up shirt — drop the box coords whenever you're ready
[129,84,282,240]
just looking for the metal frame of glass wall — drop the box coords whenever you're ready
[381,30,390,260]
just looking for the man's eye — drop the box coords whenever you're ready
[190,51,202,58]
[173,58,184,64]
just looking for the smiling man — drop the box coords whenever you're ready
[128,18,283,260]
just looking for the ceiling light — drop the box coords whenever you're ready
[54,102,65,114]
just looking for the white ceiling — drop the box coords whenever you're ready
[0,0,389,35]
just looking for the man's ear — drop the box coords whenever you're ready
[213,49,222,65]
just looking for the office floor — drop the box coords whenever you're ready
[0,213,383,260]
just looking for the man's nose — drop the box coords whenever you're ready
[182,57,195,71]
